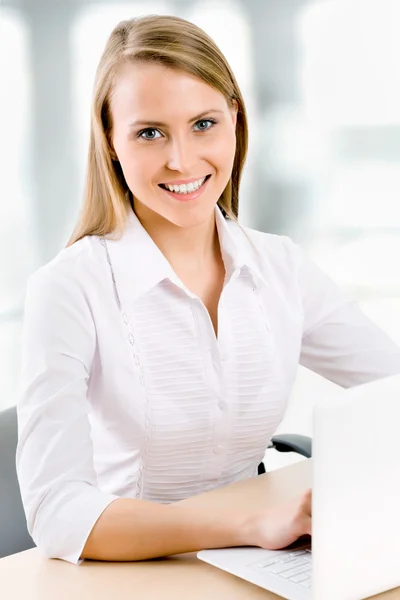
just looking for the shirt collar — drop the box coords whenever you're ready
[215,207,269,288]
[102,205,267,307]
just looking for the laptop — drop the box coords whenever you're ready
[198,373,400,600]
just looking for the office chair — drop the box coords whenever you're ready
[258,433,312,474]
[0,406,36,558]
[0,405,311,558]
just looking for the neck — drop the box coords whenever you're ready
[133,203,220,273]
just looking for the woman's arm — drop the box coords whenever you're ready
[17,259,119,565]
[81,497,244,561]
[300,301,400,387]
[291,239,400,386]
[82,489,312,561]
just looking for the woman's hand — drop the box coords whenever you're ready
[241,488,312,550]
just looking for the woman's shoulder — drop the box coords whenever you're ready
[245,226,295,253]
[227,220,301,273]
[28,234,103,291]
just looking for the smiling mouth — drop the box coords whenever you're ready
[158,174,211,194]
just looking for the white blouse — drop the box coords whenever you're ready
[16,206,400,565]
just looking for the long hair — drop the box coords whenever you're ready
[66,14,249,247]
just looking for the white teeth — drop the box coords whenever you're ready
[164,176,207,194]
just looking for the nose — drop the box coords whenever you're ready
[165,134,196,173]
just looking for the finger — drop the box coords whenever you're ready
[300,489,312,516]
[304,488,312,516]
[304,515,312,536]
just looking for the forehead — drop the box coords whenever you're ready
[110,61,227,122]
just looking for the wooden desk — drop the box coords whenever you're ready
[1,460,399,600]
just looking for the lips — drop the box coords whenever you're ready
[158,174,212,201]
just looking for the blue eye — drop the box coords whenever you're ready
[194,119,216,131]
[136,118,216,140]
[137,128,162,140]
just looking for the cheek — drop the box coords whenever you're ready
[117,147,155,187]
[210,130,236,171]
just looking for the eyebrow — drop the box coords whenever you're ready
[128,109,224,129]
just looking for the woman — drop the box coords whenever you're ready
[16,15,400,565]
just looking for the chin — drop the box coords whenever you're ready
[133,192,218,229]
[166,205,217,229]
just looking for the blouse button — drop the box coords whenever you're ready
[213,444,224,455]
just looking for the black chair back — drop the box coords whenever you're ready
[0,406,35,558]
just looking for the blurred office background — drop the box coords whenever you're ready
[1,0,400,468]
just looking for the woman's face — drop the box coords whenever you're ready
[110,61,238,228]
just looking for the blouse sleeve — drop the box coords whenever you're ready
[16,259,119,564]
[290,239,400,388]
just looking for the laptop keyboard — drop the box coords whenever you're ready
[252,547,312,589]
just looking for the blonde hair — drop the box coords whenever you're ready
[67,14,249,247]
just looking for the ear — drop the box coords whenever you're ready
[109,140,118,162]
[106,128,118,161]
[230,98,239,128]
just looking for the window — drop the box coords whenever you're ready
[0,7,34,409]
[296,0,400,341]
